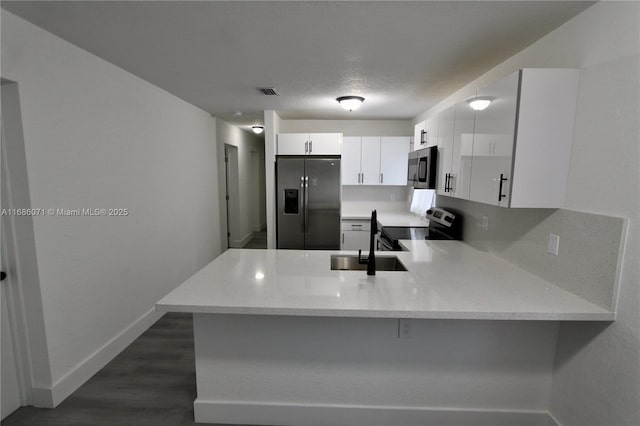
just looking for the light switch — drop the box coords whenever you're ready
[548,234,560,256]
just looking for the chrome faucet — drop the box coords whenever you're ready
[358,210,378,275]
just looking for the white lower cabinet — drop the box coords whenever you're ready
[341,219,370,250]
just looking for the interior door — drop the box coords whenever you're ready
[276,157,305,249]
[304,158,341,250]
[1,110,22,421]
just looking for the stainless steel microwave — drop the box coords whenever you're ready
[408,146,438,189]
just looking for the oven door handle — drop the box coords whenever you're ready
[378,236,395,251]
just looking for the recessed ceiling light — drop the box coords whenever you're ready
[466,96,494,111]
[336,96,365,112]
[252,125,264,134]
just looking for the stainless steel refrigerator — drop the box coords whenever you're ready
[276,156,341,249]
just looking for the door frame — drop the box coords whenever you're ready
[224,144,240,248]
[1,80,32,415]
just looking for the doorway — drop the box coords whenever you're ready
[224,145,240,248]
[1,81,24,420]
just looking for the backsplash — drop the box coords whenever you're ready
[437,196,626,311]
[342,186,410,203]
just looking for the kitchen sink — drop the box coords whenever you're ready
[330,255,408,272]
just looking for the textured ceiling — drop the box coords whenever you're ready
[2,1,594,130]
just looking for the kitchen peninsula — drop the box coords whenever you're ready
[156,242,613,425]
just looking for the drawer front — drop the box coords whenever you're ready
[341,220,370,231]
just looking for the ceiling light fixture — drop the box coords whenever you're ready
[336,96,365,112]
[252,125,264,134]
[466,96,494,111]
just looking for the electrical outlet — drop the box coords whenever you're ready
[390,194,396,201]
[548,233,560,256]
[398,319,411,338]
[481,215,489,230]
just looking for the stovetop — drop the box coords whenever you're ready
[380,226,455,241]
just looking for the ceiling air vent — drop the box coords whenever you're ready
[257,87,280,96]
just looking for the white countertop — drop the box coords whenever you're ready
[156,241,613,321]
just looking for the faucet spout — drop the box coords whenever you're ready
[357,210,378,275]
[368,210,377,275]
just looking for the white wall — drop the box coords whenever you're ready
[194,314,560,425]
[216,118,266,250]
[1,11,222,407]
[416,2,639,424]
[264,110,280,249]
[279,119,412,136]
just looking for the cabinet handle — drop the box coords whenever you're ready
[352,224,362,229]
[309,140,312,153]
[342,233,345,245]
[444,173,450,192]
[305,141,308,154]
[498,174,508,202]
[421,130,427,145]
[380,173,384,184]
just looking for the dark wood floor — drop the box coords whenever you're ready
[2,313,245,426]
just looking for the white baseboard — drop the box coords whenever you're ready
[230,232,253,248]
[194,400,558,426]
[31,308,163,408]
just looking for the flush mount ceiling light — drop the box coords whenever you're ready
[252,125,264,134]
[336,96,365,112]
[466,96,494,111]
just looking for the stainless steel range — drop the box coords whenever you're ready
[378,207,462,251]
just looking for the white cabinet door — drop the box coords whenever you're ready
[413,120,426,151]
[380,137,410,185]
[277,133,308,155]
[309,133,342,155]
[341,137,362,185]
[450,102,475,199]
[423,116,438,148]
[360,137,381,185]
[437,105,455,196]
[342,230,369,250]
[469,72,518,206]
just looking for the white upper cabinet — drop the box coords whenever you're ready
[277,133,342,155]
[437,105,455,196]
[341,136,410,186]
[413,120,426,151]
[361,137,382,185]
[341,137,362,185]
[414,117,437,151]
[423,117,438,148]
[380,137,411,185]
[468,72,518,206]
[309,133,343,155]
[449,102,475,200]
[467,69,579,208]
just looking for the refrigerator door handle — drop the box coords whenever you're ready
[300,176,306,232]
[304,176,309,232]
